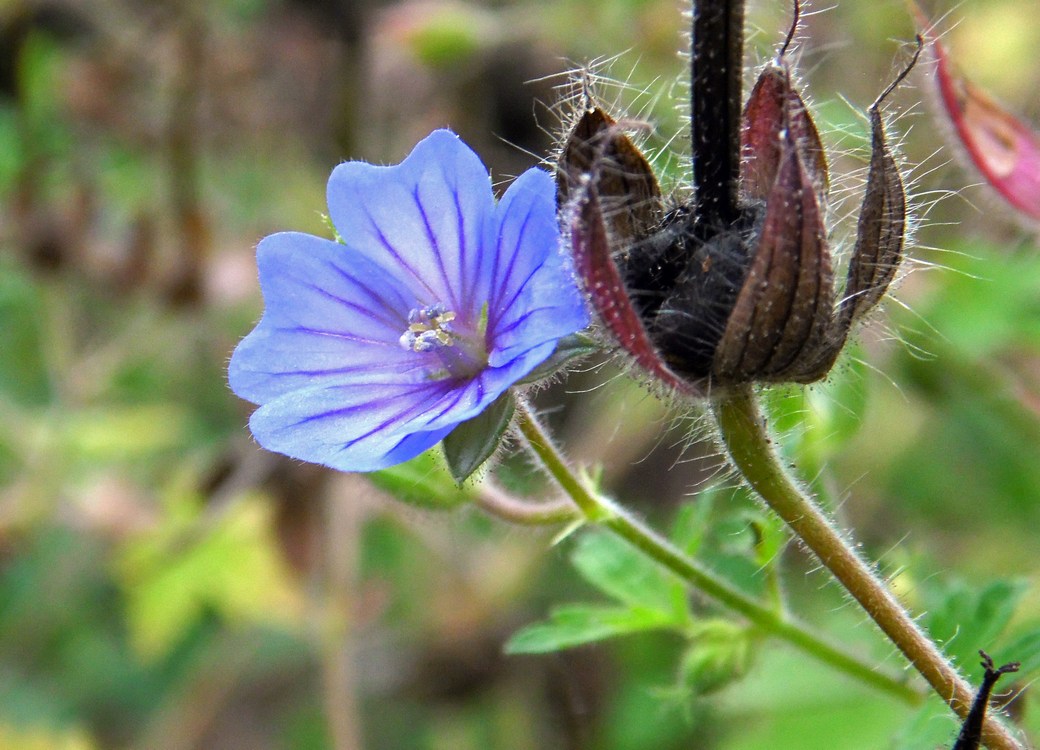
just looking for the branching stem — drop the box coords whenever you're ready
[512,397,919,705]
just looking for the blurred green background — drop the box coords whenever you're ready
[3,0,1040,748]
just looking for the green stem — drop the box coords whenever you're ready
[712,386,1025,750]
[512,398,919,705]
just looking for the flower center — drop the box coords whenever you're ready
[398,303,488,380]
[399,304,457,352]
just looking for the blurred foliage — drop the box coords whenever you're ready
[3,0,1040,748]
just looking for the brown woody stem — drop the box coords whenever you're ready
[712,386,1026,750]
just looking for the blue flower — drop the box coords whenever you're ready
[228,130,589,472]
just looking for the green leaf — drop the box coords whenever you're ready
[0,264,50,406]
[995,626,1040,675]
[504,604,676,654]
[670,494,716,557]
[809,350,869,449]
[518,333,600,385]
[892,700,959,750]
[407,5,495,68]
[441,391,515,484]
[115,492,301,660]
[571,532,686,621]
[369,449,475,510]
[923,578,1026,669]
[745,510,786,571]
[60,404,192,463]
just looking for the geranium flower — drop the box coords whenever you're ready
[228,130,589,471]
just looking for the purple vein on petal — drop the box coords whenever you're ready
[279,325,399,347]
[359,202,442,303]
[491,304,558,339]
[491,258,541,334]
[325,259,412,326]
[330,380,469,456]
[489,203,535,330]
[447,164,474,312]
[265,360,430,379]
[301,282,401,333]
[413,186,461,312]
[284,381,441,431]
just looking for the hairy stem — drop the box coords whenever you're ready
[475,482,580,526]
[691,0,745,226]
[712,386,1025,750]
[512,397,919,704]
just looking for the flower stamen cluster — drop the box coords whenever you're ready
[399,304,458,352]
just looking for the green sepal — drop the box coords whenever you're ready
[518,333,601,385]
[368,449,474,510]
[442,391,515,485]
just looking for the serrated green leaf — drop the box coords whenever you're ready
[504,604,676,654]
[368,449,474,510]
[518,333,600,385]
[571,532,686,621]
[441,391,514,485]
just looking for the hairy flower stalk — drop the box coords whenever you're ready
[714,389,1025,750]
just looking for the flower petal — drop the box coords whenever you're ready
[484,167,589,367]
[326,130,494,318]
[249,378,480,472]
[232,129,591,473]
[247,342,550,472]
[229,231,426,405]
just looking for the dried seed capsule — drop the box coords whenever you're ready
[558,14,920,394]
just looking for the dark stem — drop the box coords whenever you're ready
[953,652,1021,750]
[691,0,745,227]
